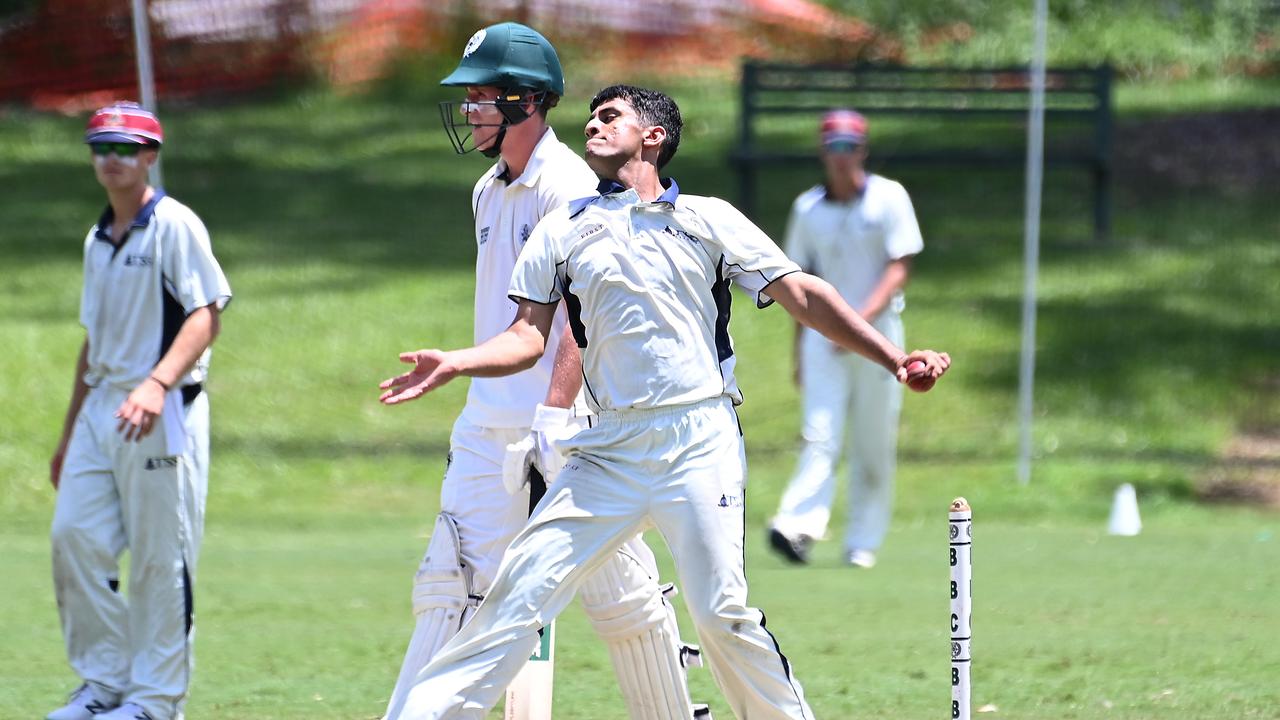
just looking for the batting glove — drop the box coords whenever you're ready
[501,404,575,495]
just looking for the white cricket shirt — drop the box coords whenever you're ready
[785,174,923,316]
[463,126,600,428]
[80,191,232,390]
[509,179,800,412]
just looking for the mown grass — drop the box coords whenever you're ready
[1,74,1278,719]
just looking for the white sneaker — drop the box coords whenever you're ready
[46,684,119,720]
[846,549,877,568]
[92,703,156,720]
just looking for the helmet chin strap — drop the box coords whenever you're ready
[481,92,537,158]
[479,126,506,158]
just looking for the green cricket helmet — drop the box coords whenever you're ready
[438,22,565,157]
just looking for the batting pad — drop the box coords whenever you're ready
[384,512,479,720]
[578,547,694,720]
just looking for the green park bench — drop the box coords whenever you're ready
[731,61,1114,241]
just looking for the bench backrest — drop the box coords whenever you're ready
[733,61,1114,239]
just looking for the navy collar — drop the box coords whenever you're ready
[570,177,680,219]
[595,177,680,205]
[822,174,870,203]
[94,189,166,244]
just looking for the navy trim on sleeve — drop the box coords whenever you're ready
[507,293,558,306]
[756,268,802,309]
[711,258,733,362]
[563,277,588,349]
[159,284,187,363]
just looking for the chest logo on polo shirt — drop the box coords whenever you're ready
[519,223,532,244]
[662,226,700,246]
[574,223,605,242]
[123,254,154,267]
[478,227,490,245]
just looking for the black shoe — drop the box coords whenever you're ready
[768,527,811,564]
[693,703,713,719]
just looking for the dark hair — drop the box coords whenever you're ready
[589,84,682,170]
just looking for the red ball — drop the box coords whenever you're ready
[905,360,935,392]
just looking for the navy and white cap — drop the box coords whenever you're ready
[85,102,163,146]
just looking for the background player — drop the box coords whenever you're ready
[378,84,950,719]
[767,109,924,569]
[47,102,231,720]
[382,24,706,720]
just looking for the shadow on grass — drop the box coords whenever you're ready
[214,434,449,461]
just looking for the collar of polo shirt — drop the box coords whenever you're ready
[496,126,563,187]
[93,190,167,244]
[596,177,680,205]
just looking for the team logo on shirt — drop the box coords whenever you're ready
[519,223,532,244]
[575,223,606,242]
[123,254,153,266]
[662,225,700,245]
[144,456,178,470]
[478,227,490,245]
[717,493,743,508]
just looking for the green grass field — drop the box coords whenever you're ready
[2,76,1278,719]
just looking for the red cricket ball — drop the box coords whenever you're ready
[905,360,936,392]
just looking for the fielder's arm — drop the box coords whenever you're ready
[857,257,913,322]
[51,338,91,488]
[763,272,949,380]
[380,299,556,405]
[115,303,222,442]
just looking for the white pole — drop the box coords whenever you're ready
[130,0,163,187]
[949,497,973,720]
[1016,0,1048,485]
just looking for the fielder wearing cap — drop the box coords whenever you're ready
[380,24,709,720]
[380,84,950,720]
[46,102,231,720]
[767,108,926,570]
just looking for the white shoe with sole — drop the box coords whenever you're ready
[846,549,877,568]
[46,684,119,720]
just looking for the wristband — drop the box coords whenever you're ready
[530,403,572,432]
[148,375,172,391]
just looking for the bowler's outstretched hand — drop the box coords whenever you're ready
[380,350,457,405]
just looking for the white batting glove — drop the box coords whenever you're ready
[501,404,575,495]
[501,434,537,495]
[531,403,573,481]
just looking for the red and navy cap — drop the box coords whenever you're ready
[85,102,163,146]
[819,109,868,150]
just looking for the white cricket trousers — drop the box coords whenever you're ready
[51,384,209,720]
[384,415,691,720]
[400,396,814,720]
[774,313,904,552]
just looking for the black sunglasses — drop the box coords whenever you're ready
[90,143,144,157]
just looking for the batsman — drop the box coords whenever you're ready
[380,22,709,720]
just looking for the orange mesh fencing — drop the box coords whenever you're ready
[0,0,900,110]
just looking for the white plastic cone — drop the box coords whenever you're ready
[1107,483,1142,536]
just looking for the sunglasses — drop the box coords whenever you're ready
[90,143,144,157]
